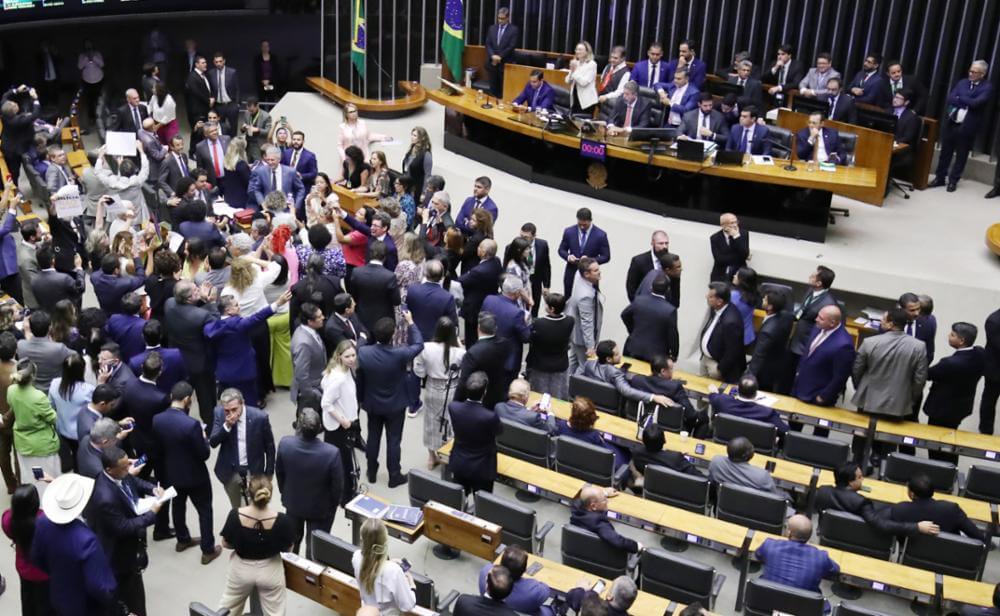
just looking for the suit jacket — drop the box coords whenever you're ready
[569,506,639,553]
[178,220,226,248]
[894,108,922,149]
[725,123,772,155]
[344,214,398,270]
[86,472,157,576]
[557,224,610,295]
[709,455,786,498]
[406,281,458,340]
[129,346,188,394]
[484,23,519,65]
[105,314,146,362]
[323,312,369,352]
[31,268,85,312]
[45,163,78,194]
[495,400,557,433]
[481,294,530,373]
[664,57,708,90]
[567,275,603,350]
[680,108,730,145]
[457,257,501,319]
[208,65,240,105]
[114,102,150,133]
[76,438,104,478]
[630,60,667,89]
[152,406,211,489]
[798,68,842,100]
[748,313,794,390]
[890,497,985,541]
[622,293,679,361]
[276,434,343,519]
[909,316,936,363]
[0,90,40,157]
[702,304,746,382]
[356,325,424,414]
[194,135,232,185]
[792,325,855,405]
[185,69,213,122]
[796,127,847,164]
[512,81,555,110]
[119,378,170,456]
[608,97,652,130]
[209,405,276,483]
[77,407,102,443]
[247,162,305,210]
[348,262,400,332]
[454,594,519,616]
[729,76,763,108]
[827,93,858,125]
[239,107,273,155]
[883,74,928,115]
[985,308,1000,380]
[90,269,145,314]
[290,326,326,402]
[158,151,192,200]
[814,485,920,536]
[0,211,18,279]
[852,330,928,417]
[17,338,71,393]
[205,306,274,383]
[526,314,574,373]
[763,59,806,91]
[709,229,749,282]
[923,347,986,424]
[280,147,319,190]
[164,298,220,373]
[455,196,499,235]
[448,399,502,487]
[789,289,838,355]
[105,361,136,397]
[30,517,118,616]
[847,70,887,106]
[656,83,700,125]
[455,336,509,408]
[629,374,698,425]
[709,392,788,433]
[625,250,659,302]
[528,238,551,292]
[17,241,41,309]
[581,360,654,404]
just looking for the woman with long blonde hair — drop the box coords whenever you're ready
[8,359,60,495]
[352,518,416,615]
[566,40,598,114]
[338,102,389,160]
[220,136,252,209]
[320,339,360,502]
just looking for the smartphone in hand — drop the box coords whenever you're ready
[31,466,44,480]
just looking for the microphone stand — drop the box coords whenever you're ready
[784,132,798,171]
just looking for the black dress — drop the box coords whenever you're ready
[342,162,372,190]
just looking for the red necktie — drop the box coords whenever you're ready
[599,67,612,93]
[624,104,633,128]
[212,141,222,178]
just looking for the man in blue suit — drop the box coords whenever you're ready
[455,176,499,235]
[91,253,146,315]
[481,276,531,384]
[448,371,502,495]
[847,53,887,106]
[280,131,319,192]
[924,322,985,463]
[356,313,424,487]
[725,107,771,155]
[153,382,221,562]
[512,70,555,111]
[899,292,936,363]
[0,196,21,304]
[247,145,305,210]
[128,319,188,394]
[209,388,276,509]
[664,39,708,90]
[343,208,398,271]
[932,60,994,192]
[457,238,502,347]
[655,68,699,127]
[557,207,611,296]
[796,111,846,164]
[621,274,679,362]
[105,291,147,362]
[792,305,856,436]
[709,375,789,436]
[630,42,666,89]
[478,545,554,616]
[406,259,458,340]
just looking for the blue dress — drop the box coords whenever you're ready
[731,289,756,346]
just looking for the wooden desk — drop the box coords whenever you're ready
[331,183,376,215]
[987,222,1000,257]
[345,492,424,546]
[501,64,571,103]
[751,308,873,349]
[422,500,503,561]
[855,100,938,190]
[305,77,427,117]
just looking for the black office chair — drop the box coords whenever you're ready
[553,436,618,487]
[640,548,725,609]
[900,532,987,580]
[407,468,465,511]
[649,107,664,128]
[712,414,778,455]
[715,483,787,535]
[189,604,229,616]
[513,51,547,67]
[310,530,356,574]
[473,490,554,555]
[655,402,686,433]
[496,418,551,468]
[551,85,571,115]
[643,464,711,515]
[783,432,850,470]
[840,132,859,166]
[767,125,794,159]
[742,578,825,616]
[411,572,440,610]
[835,602,894,616]
[817,510,894,561]
[879,453,957,493]
[560,524,630,580]
[569,374,622,415]
[961,465,1000,503]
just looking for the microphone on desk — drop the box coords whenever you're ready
[784,133,798,171]
[481,93,494,109]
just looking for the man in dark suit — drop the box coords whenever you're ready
[630,355,707,437]
[324,293,369,353]
[899,292,936,362]
[847,53,887,106]
[481,277,531,384]
[276,408,342,558]
[106,292,147,362]
[406,260,458,340]
[209,52,239,135]
[356,314,424,487]
[209,388,276,509]
[889,474,987,542]
[664,39,708,90]
[99,342,137,396]
[570,484,642,554]
[247,146,306,211]
[152,382,221,563]
[699,282,745,382]
[185,56,213,129]
[890,88,922,177]
[883,61,928,115]
[0,85,41,186]
[343,209,398,270]
[454,176,500,235]
[557,207,611,296]
[448,372,502,495]
[30,242,85,312]
[680,92,730,146]
[709,213,749,282]
[764,44,806,105]
[747,290,794,392]
[779,265,838,393]
[520,223,550,318]
[158,136,192,202]
[825,78,858,125]
[484,7,520,98]
[347,241,400,333]
[494,378,557,433]
[630,43,666,89]
[625,230,669,302]
[924,322,985,462]
[511,70,555,111]
[86,446,163,616]
[980,308,1000,435]
[91,254,146,315]
[932,60,994,191]
[796,111,847,164]
[729,60,763,108]
[128,319,189,395]
[725,107,771,154]
[114,88,150,134]
[454,565,518,616]
[791,306,855,436]
[455,313,509,409]
[622,274,679,361]
[457,238,502,347]
[605,81,652,136]
[281,131,319,192]
[708,375,789,436]
[193,122,230,187]
[205,293,282,407]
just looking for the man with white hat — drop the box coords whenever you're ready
[31,473,120,616]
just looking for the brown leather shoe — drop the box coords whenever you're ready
[175,538,201,553]
[201,545,223,565]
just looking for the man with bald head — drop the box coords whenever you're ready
[137,117,168,196]
[495,378,557,433]
[457,238,502,347]
[709,213,749,282]
[482,276,531,384]
[755,514,839,601]
[115,88,149,133]
[625,230,670,301]
[791,304,855,436]
[570,484,642,555]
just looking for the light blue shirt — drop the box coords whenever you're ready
[48,378,96,440]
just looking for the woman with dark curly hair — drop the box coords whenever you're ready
[555,396,629,467]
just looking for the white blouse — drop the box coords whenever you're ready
[320,368,359,431]
[221,261,281,316]
[351,550,416,615]
[413,342,466,380]
[149,94,177,124]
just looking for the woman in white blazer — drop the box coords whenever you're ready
[565,41,598,114]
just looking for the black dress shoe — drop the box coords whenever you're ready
[388,473,409,488]
[928,176,946,188]
[153,529,176,541]
[986,188,1000,199]
[947,182,957,192]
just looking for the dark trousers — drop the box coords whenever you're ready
[116,570,146,616]
[325,425,358,504]
[3,148,22,187]
[250,320,273,398]
[452,470,493,496]
[486,62,505,98]
[173,482,215,554]
[775,350,802,395]
[57,435,78,473]
[0,272,23,306]
[927,414,962,464]
[935,121,974,183]
[19,577,53,616]
[287,513,335,560]
[979,377,1000,435]
[0,426,20,492]
[190,370,217,426]
[529,276,544,319]
[463,314,479,348]
[366,411,404,478]
[81,79,104,126]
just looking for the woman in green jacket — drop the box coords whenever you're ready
[7,359,60,495]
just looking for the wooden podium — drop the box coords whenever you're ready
[422,500,503,561]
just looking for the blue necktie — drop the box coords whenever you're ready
[579,230,588,250]
[121,480,136,504]
[741,128,749,153]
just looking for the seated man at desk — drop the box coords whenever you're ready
[655,68,699,127]
[477,545,553,616]
[606,81,651,136]
[796,111,847,165]
[890,88,921,175]
[494,378,557,434]
[565,576,638,616]
[708,436,790,502]
[629,423,703,492]
[724,107,771,155]
[630,355,708,437]
[679,92,730,146]
[888,473,987,542]
[512,70,556,112]
[755,515,839,608]
[455,564,517,615]
[580,340,677,410]
[571,484,643,554]
[708,375,789,436]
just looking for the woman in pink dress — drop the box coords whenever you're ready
[337,103,389,161]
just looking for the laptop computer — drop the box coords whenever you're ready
[675,139,706,162]
[715,150,745,166]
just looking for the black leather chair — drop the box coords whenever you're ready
[560,524,630,580]
[553,436,617,486]
[962,465,1000,503]
[712,414,778,455]
[411,572,440,610]
[513,51,548,67]
[783,432,850,470]
[643,464,711,515]
[715,483,787,535]
[639,548,725,608]
[310,530,356,574]
[900,532,987,580]
[817,510,894,560]
[767,125,794,159]
[189,604,229,616]
[473,490,554,555]
[551,85,571,115]
[835,602,894,616]
[496,418,550,468]
[569,374,621,415]
[743,578,825,616]
[879,453,957,493]
[840,132,858,166]
[407,468,465,511]
[655,402,685,433]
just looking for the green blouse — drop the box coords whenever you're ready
[7,383,59,457]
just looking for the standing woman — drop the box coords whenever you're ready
[48,353,96,473]
[730,266,760,347]
[526,292,574,400]
[218,475,296,616]
[338,102,389,160]
[219,136,252,210]
[304,172,338,229]
[77,39,104,128]
[333,206,370,285]
[263,254,294,392]
[2,484,53,615]
[503,236,534,312]
[254,39,281,103]
[320,340,361,504]
[149,82,178,145]
[413,317,465,470]
[565,41,599,115]
[7,359,60,494]
[392,232,425,346]
[460,208,494,275]
[401,127,432,204]
[390,175,416,232]
[353,518,417,615]
[222,257,283,402]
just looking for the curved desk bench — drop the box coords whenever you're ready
[306,77,427,118]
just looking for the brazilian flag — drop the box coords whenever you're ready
[351,0,366,78]
[441,0,464,81]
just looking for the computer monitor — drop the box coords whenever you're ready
[792,96,829,117]
[856,107,898,134]
[629,127,679,143]
[709,80,745,98]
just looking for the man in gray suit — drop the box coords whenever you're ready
[76,384,126,444]
[680,92,730,145]
[494,379,557,433]
[44,147,80,195]
[77,417,124,479]
[708,436,791,503]
[567,257,603,375]
[238,97,272,162]
[138,118,168,189]
[580,340,676,408]
[290,302,326,406]
[17,219,42,310]
[193,122,230,188]
[17,311,72,392]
